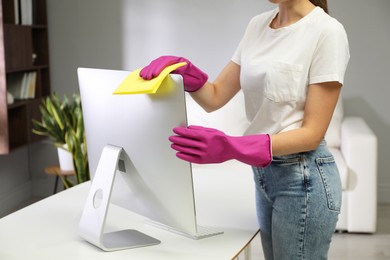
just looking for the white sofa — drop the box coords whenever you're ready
[186,91,378,233]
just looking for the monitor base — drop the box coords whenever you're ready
[78,144,160,251]
[102,229,160,250]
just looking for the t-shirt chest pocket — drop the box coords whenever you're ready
[264,62,303,102]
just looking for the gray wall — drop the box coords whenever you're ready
[329,0,390,201]
[0,0,388,215]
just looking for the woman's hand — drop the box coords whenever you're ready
[140,55,208,92]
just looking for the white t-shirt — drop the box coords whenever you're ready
[231,7,350,135]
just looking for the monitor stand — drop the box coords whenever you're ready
[78,144,160,251]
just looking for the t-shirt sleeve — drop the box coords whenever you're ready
[309,20,350,85]
[231,17,256,66]
[231,37,243,65]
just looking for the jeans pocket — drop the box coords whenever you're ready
[315,156,342,212]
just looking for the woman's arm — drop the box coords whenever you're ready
[190,60,342,156]
[271,81,342,156]
[190,61,241,112]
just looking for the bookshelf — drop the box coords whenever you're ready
[0,0,50,154]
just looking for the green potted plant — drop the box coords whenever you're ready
[32,93,90,188]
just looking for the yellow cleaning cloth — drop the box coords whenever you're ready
[113,62,187,95]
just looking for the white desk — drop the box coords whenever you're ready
[0,161,260,259]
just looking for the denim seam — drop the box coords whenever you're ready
[299,156,309,260]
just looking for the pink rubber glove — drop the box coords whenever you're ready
[168,125,272,167]
[139,56,208,92]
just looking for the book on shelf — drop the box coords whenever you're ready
[27,72,37,98]
[14,0,20,24]
[7,0,40,26]
[7,72,37,100]
[20,0,33,25]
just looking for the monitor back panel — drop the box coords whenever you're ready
[78,68,197,234]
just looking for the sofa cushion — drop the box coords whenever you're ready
[329,147,348,190]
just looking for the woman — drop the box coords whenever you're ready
[140,0,349,259]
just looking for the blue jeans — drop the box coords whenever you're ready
[252,140,341,260]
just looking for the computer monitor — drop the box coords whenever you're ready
[77,68,222,251]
